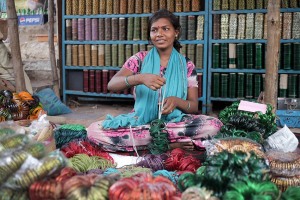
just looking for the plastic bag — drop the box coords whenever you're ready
[0,150,29,184]
[0,141,47,184]
[4,150,67,190]
[0,120,26,139]
[0,133,29,150]
[28,114,50,136]
[264,125,299,153]
[27,114,56,153]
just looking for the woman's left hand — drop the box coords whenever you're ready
[161,96,178,115]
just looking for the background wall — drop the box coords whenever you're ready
[3,23,58,91]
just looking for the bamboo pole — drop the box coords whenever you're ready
[265,0,281,113]
[6,0,26,92]
[48,0,60,98]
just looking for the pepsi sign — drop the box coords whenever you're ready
[18,15,47,26]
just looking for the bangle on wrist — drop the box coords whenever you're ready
[186,101,190,111]
[125,76,131,88]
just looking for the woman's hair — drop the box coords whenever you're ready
[148,9,182,51]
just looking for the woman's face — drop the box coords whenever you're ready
[149,18,178,51]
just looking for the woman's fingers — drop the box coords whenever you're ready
[156,77,166,85]
[162,107,173,115]
[150,85,157,90]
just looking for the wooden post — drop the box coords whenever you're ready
[265,0,281,113]
[6,0,26,92]
[56,0,63,96]
[48,0,60,98]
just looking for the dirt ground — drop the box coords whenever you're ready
[54,101,134,127]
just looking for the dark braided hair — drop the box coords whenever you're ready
[148,9,182,52]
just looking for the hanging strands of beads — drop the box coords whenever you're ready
[0,127,15,140]
[18,91,34,101]
[103,167,119,176]
[215,114,265,143]
[278,179,300,194]
[86,168,104,175]
[0,90,14,120]
[281,187,300,199]
[148,119,170,154]
[119,165,152,178]
[266,150,300,188]
[0,107,12,121]
[0,134,29,150]
[108,173,179,200]
[164,148,201,173]
[218,101,277,139]
[178,150,269,198]
[26,95,40,109]
[29,167,77,200]
[55,167,78,182]
[0,90,44,121]
[0,89,13,103]
[30,168,118,199]
[5,151,67,190]
[136,153,168,171]
[29,179,62,200]
[148,79,171,154]
[69,154,115,173]
[23,142,46,159]
[153,170,180,185]
[54,124,87,148]
[0,139,45,184]
[204,137,266,159]
[60,139,114,162]
[0,151,29,184]
[223,179,280,200]
[0,187,29,200]
[181,187,219,200]
[63,174,119,200]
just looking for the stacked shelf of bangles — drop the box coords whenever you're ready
[0,88,299,199]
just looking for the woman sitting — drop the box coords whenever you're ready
[87,9,223,153]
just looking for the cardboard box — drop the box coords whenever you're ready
[18,14,48,26]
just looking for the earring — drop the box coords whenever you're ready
[175,35,178,39]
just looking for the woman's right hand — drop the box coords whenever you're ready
[142,74,165,90]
